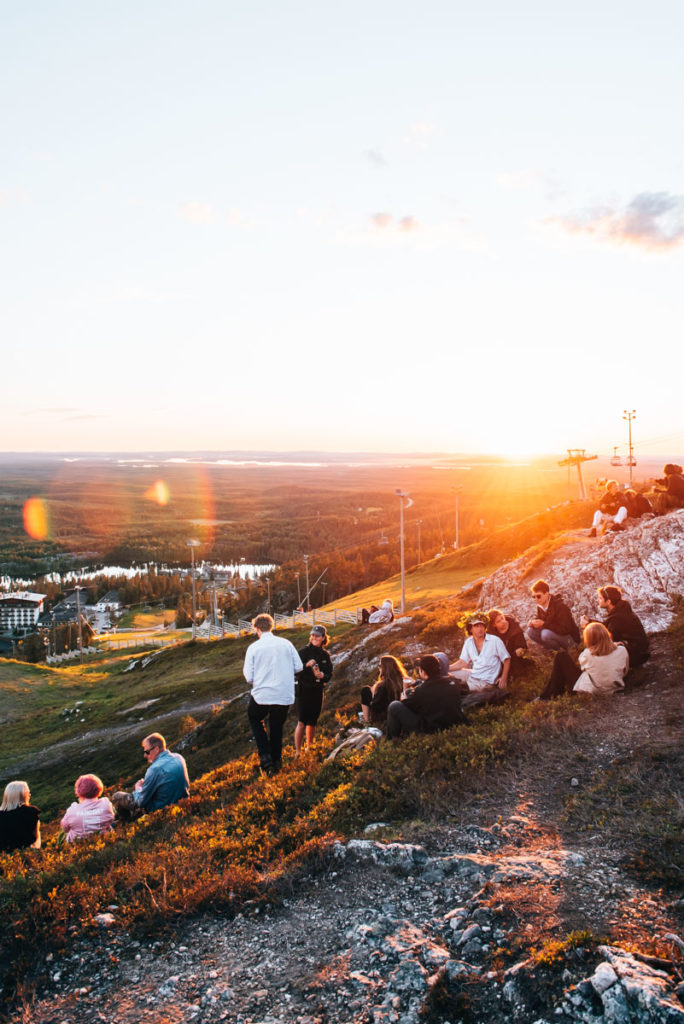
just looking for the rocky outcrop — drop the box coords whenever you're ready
[479,511,684,633]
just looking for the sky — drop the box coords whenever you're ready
[2,0,684,459]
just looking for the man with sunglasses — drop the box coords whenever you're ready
[527,580,579,652]
[112,732,189,821]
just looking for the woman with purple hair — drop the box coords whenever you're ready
[60,774,115,842]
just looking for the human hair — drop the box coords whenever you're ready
[1,780,30,812]
[310,627,328,646]
[598,585,622,607]
[253,613,274,632]
[487,608,504,624]
[531,580,549,595]
[142,733,166,752]
[583,622,616,657]
[75,774,104,799]
[378,655,407,702]
[663,464,683,475]
[418,655,441,679]
[605,479,618,491]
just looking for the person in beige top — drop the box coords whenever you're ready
[534,622,629,701]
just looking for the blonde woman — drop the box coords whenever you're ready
[361,655,411,724]
[0,781,41,851]
[535,622,629,700]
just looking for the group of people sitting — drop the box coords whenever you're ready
[0,732,190,854]
[357,580,651,738]
[589,465,684,537]
[1,579,653,847]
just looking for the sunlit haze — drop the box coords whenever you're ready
[2,2,683,459]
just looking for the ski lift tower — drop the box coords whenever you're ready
[558,449,597,501]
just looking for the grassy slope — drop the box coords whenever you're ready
[2,496,681,1010]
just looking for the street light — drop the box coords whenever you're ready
[186,540,200,640]
[303,555,310,611]
[74,585,84,663]
[450,486,462,550]
[395,489,413,614]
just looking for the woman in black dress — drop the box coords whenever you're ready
[0,780,41,852]
[294,625,333,753]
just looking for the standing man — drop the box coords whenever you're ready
[244,614,303,775]
[450,615,510,694]
[112,733,190,821]
[527,580,579,651]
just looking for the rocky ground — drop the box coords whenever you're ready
[15,637,684,1024]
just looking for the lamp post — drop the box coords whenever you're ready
[186,540,200,639]
[295,571,301,610]
[395,489,413,614]
[303,555,310,611]
[450,486,462,550]
[74,585,84,663]
[623,409,636,488]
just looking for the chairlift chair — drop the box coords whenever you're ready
[610,446,622,467]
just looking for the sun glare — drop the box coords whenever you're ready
[145,479,170,506]
[23,497,49,540]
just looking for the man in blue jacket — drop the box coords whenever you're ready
[113,732,190,820]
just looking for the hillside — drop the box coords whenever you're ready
[1,513,683,1023]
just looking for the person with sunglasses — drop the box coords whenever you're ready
[112,733,189,821]
[526,580,579,652]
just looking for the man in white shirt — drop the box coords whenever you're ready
[450,616,510,692]
[243,614,303,774]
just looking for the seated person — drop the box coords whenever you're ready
[527,580,579,652]
[624,489,653,519]
[588,480,628,537]
[535,622,629,700]
[363,599,394,625]
[580,585,650,668]
[0,781,41,852]
[60,774,115,842]
[361,655,411,724]
[487,608,529,677]
[450,615,510,692]
[387,655,465,739]
[112,733,190,822]
[651,463,684,515]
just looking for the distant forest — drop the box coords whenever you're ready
[1,457,606,615]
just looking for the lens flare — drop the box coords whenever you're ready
[23,497,49,540]
[145,479,170,506]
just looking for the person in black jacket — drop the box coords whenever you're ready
[527,580,580,652]
[294,625,333,753]
[581,585,650,668]
[387,656,465,739]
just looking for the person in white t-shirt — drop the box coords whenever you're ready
[243,614,303,775]
[449,616,510,692]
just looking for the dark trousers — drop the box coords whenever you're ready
[387,700,422,739]
[248,697,289,768]
[539,650,581,700]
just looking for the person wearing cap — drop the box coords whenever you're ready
[243,614,303,774]
[294,625,333,753]
[449,615,510,698]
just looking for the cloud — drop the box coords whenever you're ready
[178,201,214,225]
[370,213,419,233]
[403,122,438,148]
[362,149,387,168]
[549,191,684,250]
